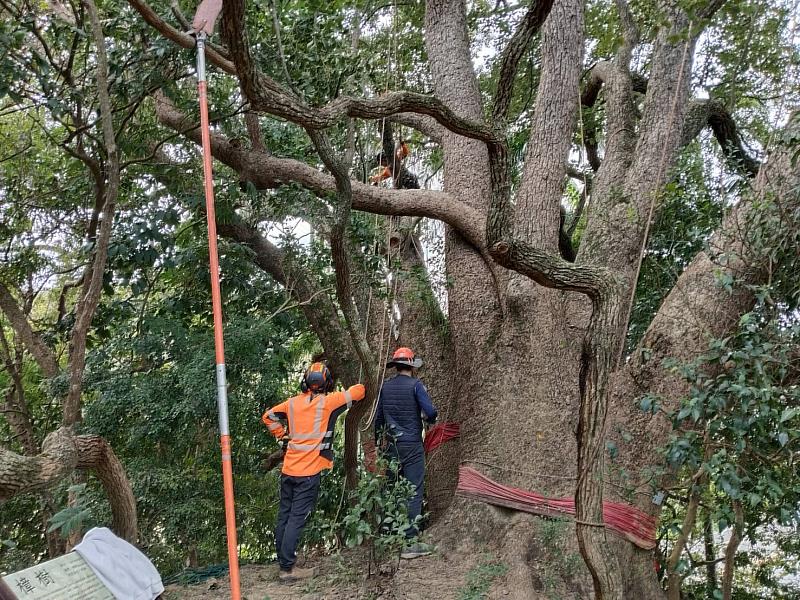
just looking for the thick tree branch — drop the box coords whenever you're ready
[681,98,759,177]
[126,0,236,75]
[148,142,371,410]
[244,110,266,153]
[214,0,499,142]
[488,239,613,299]
[0,283,59,379]
[259,448,284,473]
[492,0,556,123]
[612,113,800,508]
[514,0,583,250]
[614,0,639,65]
[388,113,444,143]
[0,428,137,542]
[580,61,647,173]
[582,68,758,187]
[153,92,486,250]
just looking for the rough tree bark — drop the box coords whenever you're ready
[0,428,137,542]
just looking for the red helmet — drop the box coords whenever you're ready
[386,347,423,369]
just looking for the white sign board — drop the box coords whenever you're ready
[1,552,115,600]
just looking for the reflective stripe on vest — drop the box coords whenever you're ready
[288,393,326,443]
[288,442,321,451]
[313,395,325,431]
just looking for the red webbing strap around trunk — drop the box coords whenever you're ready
[424,422,460,453]
[456,465,657,550]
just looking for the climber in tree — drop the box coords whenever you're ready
[369,140,410,184]
[367,124,577,262]
[368,124,420,190]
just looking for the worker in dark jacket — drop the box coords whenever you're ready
[374,347,437,559]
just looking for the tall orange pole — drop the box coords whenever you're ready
[196,31,242,600]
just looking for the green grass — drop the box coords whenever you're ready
[456,555,509,600]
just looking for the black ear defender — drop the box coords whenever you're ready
[301,362,334,393]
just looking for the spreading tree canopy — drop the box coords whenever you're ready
[1,0,798,598]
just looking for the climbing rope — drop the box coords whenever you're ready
[163,564,229,586]
[361,0,406,430]
[621,21,694,356]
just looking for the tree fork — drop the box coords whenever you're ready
[488,128,626,596]
[0,428,138,542]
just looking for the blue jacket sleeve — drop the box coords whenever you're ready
[374,388,385,442]
[414,380,438,424]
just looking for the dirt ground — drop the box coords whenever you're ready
[161,548,513,600]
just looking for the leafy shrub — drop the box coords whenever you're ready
[340,458,417,576]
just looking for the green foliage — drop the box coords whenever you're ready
[628,143,727,349]
[78,229,314,572]
[647,191,800,596]
[1,0,799,595]
[47,484,91,538]
[0,495,46,574]
[340,458,417,576]
[457,554,508,600]
[660,309,800,522]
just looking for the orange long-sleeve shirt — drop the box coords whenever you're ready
[262,384,365,476]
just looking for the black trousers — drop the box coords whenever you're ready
[275,473,321,571]
[386,441,425,540]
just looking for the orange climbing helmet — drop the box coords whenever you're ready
[301,362,334,393]
[386,347,423,370]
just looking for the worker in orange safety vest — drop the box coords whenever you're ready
[262,362,365,582]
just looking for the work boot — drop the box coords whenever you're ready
[278,565,317,583]
[400,542,433,559]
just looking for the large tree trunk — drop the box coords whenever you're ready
[419,2,795,600]
[422,1,598,598]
